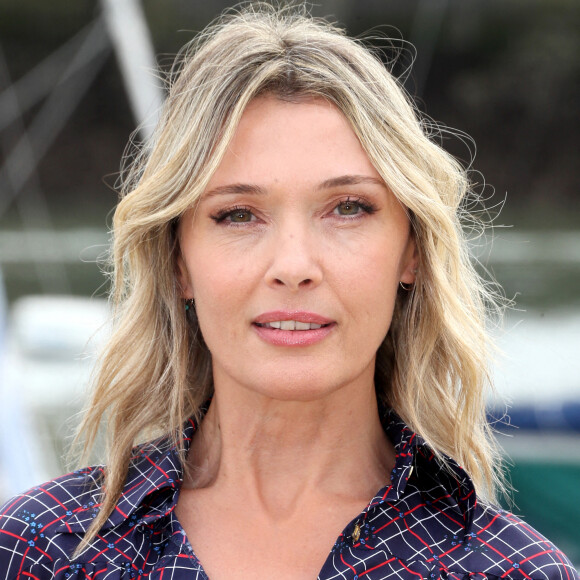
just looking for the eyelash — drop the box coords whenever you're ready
[210,205,256,224]
[333,197,377,218]
[210,197,378,225]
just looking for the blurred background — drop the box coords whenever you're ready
[0,0,578,562]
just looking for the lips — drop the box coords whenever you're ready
[253,310,333,326]
[256,320,323,330]
[252,311,335,346]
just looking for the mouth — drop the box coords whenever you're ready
[253,310,334,328]
[254,320,329,331]
[252,311,335,346]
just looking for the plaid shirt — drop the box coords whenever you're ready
[0,411,577,579]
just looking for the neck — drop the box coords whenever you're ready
[184,374,394,519]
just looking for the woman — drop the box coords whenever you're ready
[0,4,577,579]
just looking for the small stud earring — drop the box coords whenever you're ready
[185,298,195,311]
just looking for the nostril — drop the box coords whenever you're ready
[274,277,312,286]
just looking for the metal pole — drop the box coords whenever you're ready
[100,0,164,140]
[0,24,111,220]
[0,20,108,133]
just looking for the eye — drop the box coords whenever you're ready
[335,200,361,216]
[332,198,376,218]
[228,209,254,223]
[211,206,256,224]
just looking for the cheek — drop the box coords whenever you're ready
[188,251,256,342]
[337,241,402,293]
[336,243,402,328]
[187,239,249,294]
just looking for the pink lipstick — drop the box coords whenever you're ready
[253,310,335,346]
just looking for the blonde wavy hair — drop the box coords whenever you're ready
[78,1,505,549]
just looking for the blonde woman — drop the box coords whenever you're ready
[0,4,576,580]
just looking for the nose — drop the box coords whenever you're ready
[265,224,323,292]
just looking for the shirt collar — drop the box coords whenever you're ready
[58,408,477,534]
[365,408,477,532]
[364,409,421,509]
[57,417,197,533]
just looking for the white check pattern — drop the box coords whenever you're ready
[0,413,577,579]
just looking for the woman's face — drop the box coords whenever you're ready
[177,96,417,401]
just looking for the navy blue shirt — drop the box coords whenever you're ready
[0,412,577,579]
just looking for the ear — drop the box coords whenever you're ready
[399,234,419,285]
[176,252,194,299]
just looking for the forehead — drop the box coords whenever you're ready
[205,95,382,190]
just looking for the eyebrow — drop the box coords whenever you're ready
[203,183,267,198]
[316,174,387,190]
[203,174,387,198]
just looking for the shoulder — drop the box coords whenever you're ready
[464,501,579,580]
[0,466,103,579]
[377,413,578,579]
[0,431,187,580]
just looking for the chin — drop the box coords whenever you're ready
[248,365,368,403]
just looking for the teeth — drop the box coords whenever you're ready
[264,320,324,330]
